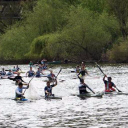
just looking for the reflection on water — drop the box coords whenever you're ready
[0,64,128,127]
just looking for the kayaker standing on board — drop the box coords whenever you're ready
[78,66,89,83]
[15,82,29,99]
[44,79,57,99]
[103,75,116,92]
[79,79,89,94]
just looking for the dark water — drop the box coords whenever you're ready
[0,64,128,128]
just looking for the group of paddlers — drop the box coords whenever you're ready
[76,62,117,94]
[0,61,117,100]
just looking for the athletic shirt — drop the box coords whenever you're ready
[39,66,42,72]
[104,80,115,90]
[79,84,88,94]
[44,84,55,96]
[42,66,47,70]
[16,67,20,71]
[75,68,80,73]
[27,70,34,77]
[7,72,13,76]
[1,71,6,75]
[78,69,87,77]
[12,68,17,72]
[41,61,45,64]
[15,86,27,97]
[36,71,41,77]
[14,76,23,82]
[47,74,55,80]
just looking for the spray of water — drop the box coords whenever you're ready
[25,83,40,100]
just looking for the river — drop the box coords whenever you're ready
[0,64,128,128]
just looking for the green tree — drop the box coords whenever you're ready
[58,7,111,60]
[108,40,128,62]
[0,0,68,61]
[107,0,128,40]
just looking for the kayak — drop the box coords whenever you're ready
[0,76,14,79]
[104,91,128,95]
[42,96,62,100]
[47,61,61,64]
[72,92,103,98]
[26,74,47,78]
[12,97,31,103]
[13,71,25,74]
[71,70,79,73]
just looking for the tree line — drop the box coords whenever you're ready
[0,0,128,63]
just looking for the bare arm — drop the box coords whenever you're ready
[103,75,107,81]
[54,79,57,87]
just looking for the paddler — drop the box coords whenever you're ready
[81,62,85,69]
[26,67,35,77]
[78,66,89,83]
[42,64,47,70]
[7,70,14,77]
[16,65,20,72]
[75,65,80,73]
[79,79,89,94]
[12,66,17,72]
[36,68,41,77]
[0,68,6,76]
[47,70,56,83]
[103,75,116,92]
[29,61,33,67]
[9,72,25,85]
[44,79,57,99]
[15,82,29,99]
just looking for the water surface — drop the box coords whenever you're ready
[0,64,128,128]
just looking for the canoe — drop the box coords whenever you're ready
[72,93,103,98]
[47,61,61,64]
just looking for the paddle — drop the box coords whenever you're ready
[23,75,35,94]
[85,84,95,94]
[95,62,122,92]
[95,62,105,76]
[56,68,62,78]
[5,70,9,71]
[115,86,122,92]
